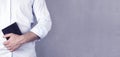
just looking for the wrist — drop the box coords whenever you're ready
[19,35,27,45]
[20,32,38,44]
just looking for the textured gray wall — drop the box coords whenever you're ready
[36,0,120,57]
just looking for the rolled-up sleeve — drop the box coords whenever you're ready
[30,0,52,39]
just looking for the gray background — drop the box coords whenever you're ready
[36,0,120,57]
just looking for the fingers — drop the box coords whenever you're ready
[5,45,12,50]
[3,41,11,49]
[3,41,8,45]
[7,44,20,52]
[3,33,14,38]
[3,42,13,51]
[3,42,20,52]
[3,33,22,52]
[10,45,20,52]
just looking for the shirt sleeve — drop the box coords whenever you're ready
[30,0,52,39]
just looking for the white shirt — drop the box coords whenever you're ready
[0,0,52,57]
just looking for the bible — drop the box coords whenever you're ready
[2,22,22,40]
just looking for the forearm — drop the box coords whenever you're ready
[20,32,39,44]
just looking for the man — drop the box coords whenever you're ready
[0,0,52,57]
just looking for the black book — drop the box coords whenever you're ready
[2,22,22,40]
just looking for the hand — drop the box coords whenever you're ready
[3,32,38,52]
[3,33,25,52]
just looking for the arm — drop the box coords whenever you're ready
[3,0,52,52]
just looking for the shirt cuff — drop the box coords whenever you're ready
[30,26,49,40]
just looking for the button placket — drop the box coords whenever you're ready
[10,0,12,24]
